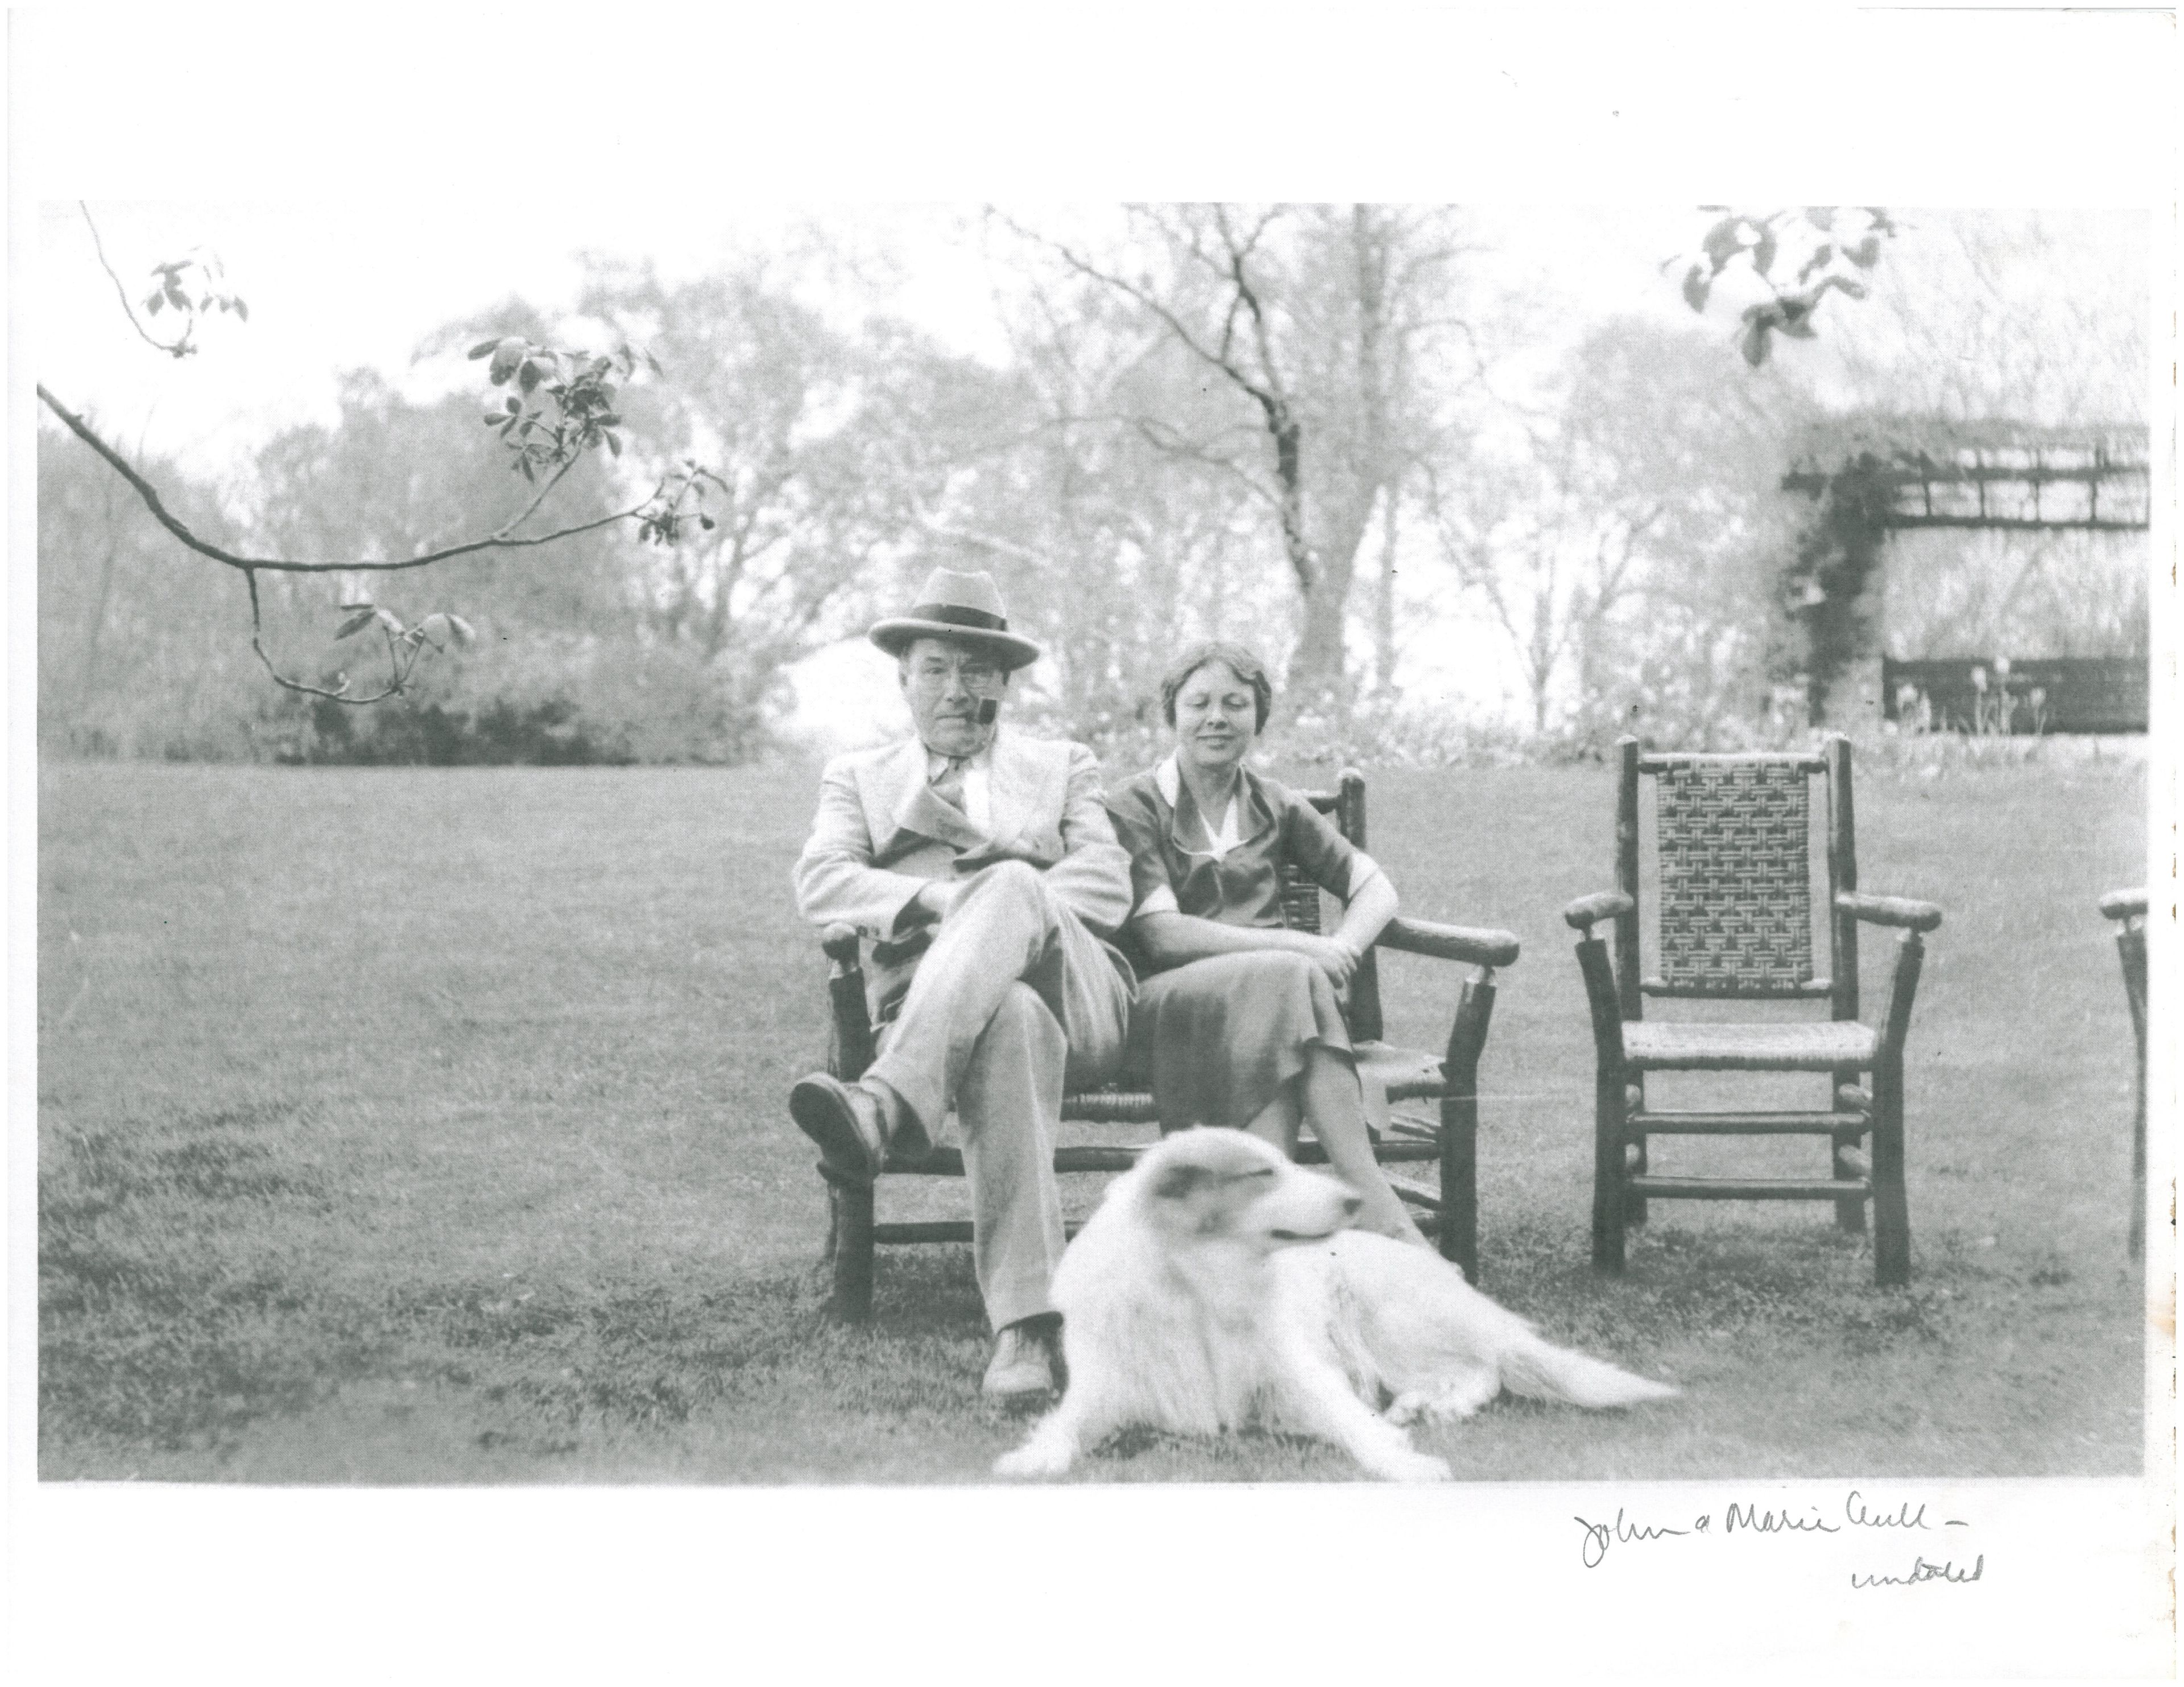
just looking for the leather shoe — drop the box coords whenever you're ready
[788,1073,889,1184]
[982,1316,1062,1406]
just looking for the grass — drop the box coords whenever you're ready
[36,752,2150,1482]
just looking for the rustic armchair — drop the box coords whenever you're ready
[2099,888,2148,1260]
[811,768,1520,1323]
[1564,737,1941,1287]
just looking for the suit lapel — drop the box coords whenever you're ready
[875,738,985,860]
[983,731,1038,851]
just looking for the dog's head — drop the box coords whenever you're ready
[1127,1128,1362,1251]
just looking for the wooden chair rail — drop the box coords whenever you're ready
[1563,890,1635,931]
[1836,890,1945,932]
[1376,915,1519,968]
[2099,887,2148,923]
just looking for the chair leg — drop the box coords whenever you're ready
[1439,970,1494,1286]
[1439,1088,1479,1285]
[1869,1056,1911,1287]
[1576,935,1628,1274]
[1832,1067,1867,1232]
[822,1174,875,1324]
[1592,1064,1628,1274]
[2129,1080,2146,1263]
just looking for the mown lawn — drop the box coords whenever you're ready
[36,749,2151,1482]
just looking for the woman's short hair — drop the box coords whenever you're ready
[1159,641,1275,734]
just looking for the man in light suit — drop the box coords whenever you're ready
[790,568,1136,1402]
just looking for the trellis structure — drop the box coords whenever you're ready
[1777,419,2151,728]
[1783,425,2150,533]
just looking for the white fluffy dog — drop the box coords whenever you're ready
[996,1128,1677,1481]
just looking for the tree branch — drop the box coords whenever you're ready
[39,383,665,575]
[80,202,193,359]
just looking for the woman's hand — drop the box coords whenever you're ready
[1296,933,1361,988]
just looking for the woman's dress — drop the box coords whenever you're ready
[1105,755,1378,1134]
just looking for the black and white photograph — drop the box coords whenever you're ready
[8,7,2175,1681]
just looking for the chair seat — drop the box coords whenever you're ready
[1059,1042,1451,1124]
[1622,1018,1877,1072]
[1354,1041,1451,1099]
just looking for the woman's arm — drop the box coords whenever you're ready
[1329,863,1398,959]
[1132,909,1351,976]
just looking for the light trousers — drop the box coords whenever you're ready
[867,861,1131,1329]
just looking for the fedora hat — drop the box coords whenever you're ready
[869,567,1043,671]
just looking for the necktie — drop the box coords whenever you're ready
[930,756,969,815]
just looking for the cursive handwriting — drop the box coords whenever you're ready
[1575,1507,1691,1568]
[1572,1492,1974,1573]
[1851,1553,1984,1589]
[1844,1490,1928,1531]
[1723,1501,1840,1536]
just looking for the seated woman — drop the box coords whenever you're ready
[1106,641,1429,1247]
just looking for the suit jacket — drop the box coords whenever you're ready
[793,729,1136,1023]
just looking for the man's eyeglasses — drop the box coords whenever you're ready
[905,656,1006,694]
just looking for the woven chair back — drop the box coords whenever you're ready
[1653,760,1815,996]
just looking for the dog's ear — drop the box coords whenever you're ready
[1148,1162,1209,1203]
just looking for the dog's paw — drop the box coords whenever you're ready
[994,1441,1074,1480]
[1367,1447,1453,1483]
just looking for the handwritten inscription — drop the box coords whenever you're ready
[1851,1554,1984,1589]
[1575,1490,1973,1572]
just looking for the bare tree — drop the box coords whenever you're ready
[1429,318,1813,737]
[992,204,1484,712]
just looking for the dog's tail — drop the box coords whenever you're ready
[1500,1336,1679,1411]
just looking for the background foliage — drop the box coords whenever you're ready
[37,208,2152,765]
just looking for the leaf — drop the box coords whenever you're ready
[374,608,405,634]
[1700,215,1744,276]
[518,360,543,395]
[1846,234,1882,268]
[505,395,522,413]
[488,338,527,384]
[1796,243,1834,284]
[605,431,621,458]
[468,339,499,360]
[144,292,164,317]
[1806,206,1835,232]
[334,607,379,641]
[164,282,189,312]
[1681,264,1711,312]
[446,614,477,648]
[232,298,249,322]
[1739,317,1774,367]
[698,514,715,530]
[1750,228,1778,277]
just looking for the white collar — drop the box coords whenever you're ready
[1155,753,1249,860]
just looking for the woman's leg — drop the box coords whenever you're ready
[1244,1088,1301,1155]
[1300,1046,1430,1247]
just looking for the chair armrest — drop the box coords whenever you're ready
[1375,916,1519,969]
[821,923,863,965]
[2099,888,2148,922]
[1563,890,1633,932]
[1835,892,1942,933]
